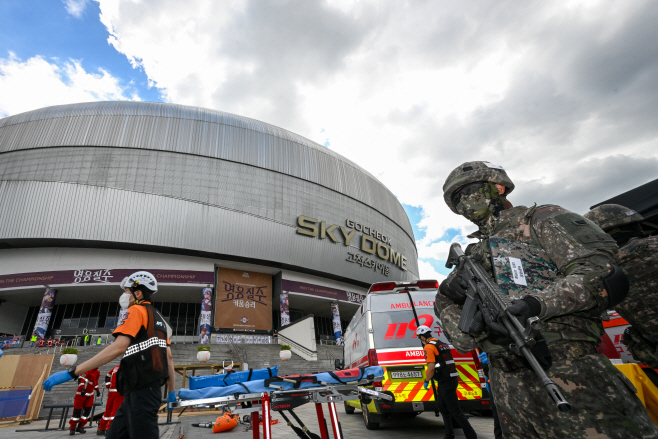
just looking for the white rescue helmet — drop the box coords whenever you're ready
[120,271,158,294]
[416,325,432,338]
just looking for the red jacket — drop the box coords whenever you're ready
[76,369,100,396]
[104,365,120,392]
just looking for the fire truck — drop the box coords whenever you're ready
[342,280,488,430]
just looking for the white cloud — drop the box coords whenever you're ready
[63,0,90,18]
[0,53,137,117]
[417,260,447,284]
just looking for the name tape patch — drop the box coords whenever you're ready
[508,257,528,286]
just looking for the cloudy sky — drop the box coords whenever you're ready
[2,0,657,281]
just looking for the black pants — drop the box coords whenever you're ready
[107,380,161,439]
[434,378,477,439]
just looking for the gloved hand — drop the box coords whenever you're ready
[167,391,177,410]
[81,389,86,396]
[439,276,469,305]
[423,381,429,390]
[96,390,101,398]
[508,297,542,325]
[43,370,75,391]
[478,352,489,365]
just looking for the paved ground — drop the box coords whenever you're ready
[3,406,497,439]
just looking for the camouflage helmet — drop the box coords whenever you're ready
[584,204,644,232]
[443,161,515,213]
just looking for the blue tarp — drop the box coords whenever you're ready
[188,366,278,390]
[178,366,384,400]
[0,388,31,419]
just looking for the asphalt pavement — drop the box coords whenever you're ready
[2,406,497,439]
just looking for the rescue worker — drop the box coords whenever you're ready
[84,333,91,346]
[416,325,477,439]
[584,204,658,367]
[30,334,37,347]
[69,368,101,435]
[43,271,177,439]
[97,365,123,436]
[435,161,658,438]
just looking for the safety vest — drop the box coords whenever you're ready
[31,335,37,342]
[97,338,102,345]
[116,303,169,395]
[84,334,90,342]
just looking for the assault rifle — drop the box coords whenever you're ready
[445,242,571,412]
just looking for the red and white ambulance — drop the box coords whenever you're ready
[342,280,488,430]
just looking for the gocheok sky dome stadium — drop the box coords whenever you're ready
[0,101,418,344]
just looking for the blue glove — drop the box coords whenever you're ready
[167,391,177,410]
[478,352,489,365]
[0,348,4,359]
[43,370,74,391]
[423,381,429,390]
[485,377,490,393]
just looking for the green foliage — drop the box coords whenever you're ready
[62,348,78,355]
[280,345,291,351]
[197,345,211,352]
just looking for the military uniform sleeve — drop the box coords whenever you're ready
[526,205,621,319]
[439,305,480,354]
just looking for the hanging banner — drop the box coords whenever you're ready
[32,288,57,341]
[214,268,272,332]
[200,287,213,344]
[280,293,290,327]
[331,301,343,346]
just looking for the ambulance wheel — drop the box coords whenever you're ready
[344,402,355,414]
[361,402,380,430]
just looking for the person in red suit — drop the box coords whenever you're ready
[69,368,100,435]
[97,365,123,436]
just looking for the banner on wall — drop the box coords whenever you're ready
[32,288,57,341]
[331,301,343,346]
[214,268,272,331]
[199,287,213,344]
[280,293,290,327]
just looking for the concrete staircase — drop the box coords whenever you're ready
[6,342,344,418]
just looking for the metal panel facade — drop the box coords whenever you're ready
[0,102,418,285]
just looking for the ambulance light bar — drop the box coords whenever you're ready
[368,280,439,294]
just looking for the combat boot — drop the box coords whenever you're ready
[69,429,75,435]
[96,429,104,436]
[76,425,86,434]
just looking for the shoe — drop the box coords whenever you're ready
[96,430,104,436]
[76,426,86,434]
[69,430,75,436]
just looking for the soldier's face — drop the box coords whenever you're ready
[456,189,493,223]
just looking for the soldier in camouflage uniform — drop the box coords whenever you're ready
[435,161,658,439]
[585,204,658,368]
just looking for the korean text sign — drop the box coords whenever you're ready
[214,268,272,331]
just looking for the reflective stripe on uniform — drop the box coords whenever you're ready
[445,360,455,364]
[450,372,460,377]
[109,389,117,392]
[124,337,167,357]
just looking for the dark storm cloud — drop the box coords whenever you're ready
[512,155,658,215]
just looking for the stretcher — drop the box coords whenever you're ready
[170,366,393,439]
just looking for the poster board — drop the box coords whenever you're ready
[214,268,272,331]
